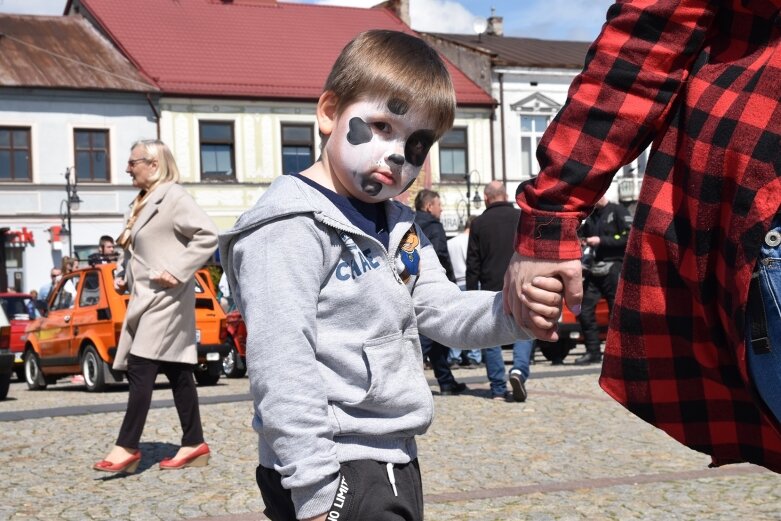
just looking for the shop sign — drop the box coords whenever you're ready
[4,227,34,247]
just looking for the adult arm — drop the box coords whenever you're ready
[230,217,340,520]
[162,190,219,283]
[506,0,717,333]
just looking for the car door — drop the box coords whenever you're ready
[37,273,81,366]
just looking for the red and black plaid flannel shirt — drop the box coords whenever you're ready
[516,0,781,471]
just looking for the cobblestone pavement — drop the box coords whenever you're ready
[2,352,780,521]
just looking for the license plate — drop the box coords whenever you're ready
[206,352,220,361]
[196,329,201,343]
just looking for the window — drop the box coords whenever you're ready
[79,271,101,308]
[519,115,551,179]
[281,124,314,175]
[199,121,235,181]
[0,127,32,181]
[74,129,110,182]
[51,274,80,311]
[439,127,467,179]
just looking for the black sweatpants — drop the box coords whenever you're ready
[116,353,204,449]
[257,459,424,521]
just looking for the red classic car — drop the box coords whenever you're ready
[0,292,36,380]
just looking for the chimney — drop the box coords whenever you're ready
[376,0,411,27]
[486,14,503,36]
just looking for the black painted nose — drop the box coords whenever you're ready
[387,154,405,166]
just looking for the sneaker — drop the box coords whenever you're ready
[439,382,468,396]
[491,391,514,402]
[508,369,527,402]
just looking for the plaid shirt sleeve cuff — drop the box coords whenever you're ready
[514,209,582,260]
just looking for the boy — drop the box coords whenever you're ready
[219,30,562,521]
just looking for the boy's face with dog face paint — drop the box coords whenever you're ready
[320,94,436,203]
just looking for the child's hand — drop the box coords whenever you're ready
[519,276,564,331]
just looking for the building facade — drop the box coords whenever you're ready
[0,15,159,292]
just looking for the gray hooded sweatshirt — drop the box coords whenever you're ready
[219,175,530,519]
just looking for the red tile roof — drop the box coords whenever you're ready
[69,0,493,106]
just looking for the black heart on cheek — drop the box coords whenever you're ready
[404,130,435,167]
[346,117,373,145]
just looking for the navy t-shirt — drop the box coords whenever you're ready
[293,174,389,250]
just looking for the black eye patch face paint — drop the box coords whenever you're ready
[387,98,409,116]
[404,130,435,167]
[347,117,373,145]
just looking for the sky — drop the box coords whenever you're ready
[0,0,614,41]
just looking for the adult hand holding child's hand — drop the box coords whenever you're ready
[503,253,583,341]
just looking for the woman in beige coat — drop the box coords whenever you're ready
[94,139,218,474]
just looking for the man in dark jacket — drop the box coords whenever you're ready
[414,189,464,395]
[466,181,532,402]
[414,189,455,282]
[575,196,632,365]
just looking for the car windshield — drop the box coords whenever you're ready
[0,296,32,319]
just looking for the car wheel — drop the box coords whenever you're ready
[24,350,48,390]
[194,365,220,386]
[81,344,107,392]
[222,342,246,378]
[536,339,575,364]
[0,372,10,400]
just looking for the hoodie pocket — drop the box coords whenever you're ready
[332,330,433,436]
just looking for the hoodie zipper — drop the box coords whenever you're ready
[317,213,405,285]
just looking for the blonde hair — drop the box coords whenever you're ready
[130,139,180,192]
[324,30,456,139]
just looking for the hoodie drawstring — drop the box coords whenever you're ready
[386,462,398,496]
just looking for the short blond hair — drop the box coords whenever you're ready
[324,30,456,139]
[130,139,180,191]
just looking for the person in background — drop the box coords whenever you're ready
[446,215,482,368]
[93,139,218,474]
[467,181,533,402]
[25,289,38,318]
[504,0,781,473]
[89,235,120,265]
[414,189,467,395]
[38,267,61,303]
[574,195,631,365]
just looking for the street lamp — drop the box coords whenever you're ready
[62,167,82,257]
[464,169,483,218]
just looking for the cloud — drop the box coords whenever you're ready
[0,0,64,15]
[409,0,479,34]
[502,0,614,41]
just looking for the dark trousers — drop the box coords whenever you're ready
[116,354,204,449]
[578,261,621,354]
[419,334,456,389]
[257,459,424,521]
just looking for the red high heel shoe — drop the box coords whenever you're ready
[159,443,210,470]
[93,451,142,474]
